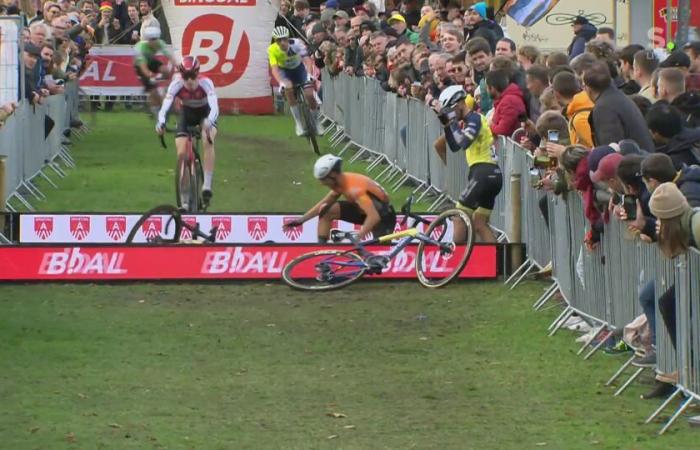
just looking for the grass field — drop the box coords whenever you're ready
[2,111,699,449]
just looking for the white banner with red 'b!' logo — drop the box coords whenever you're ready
[162,0,277,114]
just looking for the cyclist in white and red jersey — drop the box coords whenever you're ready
[156,56,218,207]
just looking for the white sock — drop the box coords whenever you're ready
[203,171,213,191]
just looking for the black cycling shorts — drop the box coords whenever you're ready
[459,162,503,213]
[135,59,163,91]
[176,106,211,137]
[338,200,397,238]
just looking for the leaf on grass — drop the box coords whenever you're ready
[65,432,77,443]
[77,393,87,399]
[327,434,339,439]
[138,299,145,304]
[266,323,276,327]
[326,412,347,419]
[343,425,356,430]
[535,443,547,447]
[108,423,122,429]
[29,426,40,434]
[419,336,429,341]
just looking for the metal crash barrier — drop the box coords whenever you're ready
[320,71,700,434]
[0,82,82,217]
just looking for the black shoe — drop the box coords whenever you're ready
[202,189,213,207]
[62,128,71,138]
[640,381,675,400]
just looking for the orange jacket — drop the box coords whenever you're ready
[566,91,594,148]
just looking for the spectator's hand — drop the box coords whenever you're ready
[68,72,77,80]
[283,218,304,230]
[40,88,50,97]
[344,66,354,76]
[112,19,120,30]
[539,175,554,191]
[545,142,566,158]
[640,233,653,243]
[397,84,408,97]
[424,92,434,107]
[624,200,646,231]
[519,136,535,151]
[31,92,42,105]
[584,229,599,252]
[155,122,165,135]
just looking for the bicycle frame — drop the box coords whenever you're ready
[320,226,449,273]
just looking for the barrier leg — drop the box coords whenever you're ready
[391,174,409,191]
[381,167,402,185]
[366,154,387,172]
[415,185,434,203]
[509,261,536,290]
[428,193,448,212]
[605,353,637,386]
[613,367,646,396]
[534,282,559,310]
[21,181,44,201]
[577,326,605,355]
[584,329,613,360]
[337,141,356,157]
[348,146,368,163]
[547,306,573,336]
[37,170,59,189]
[645,387,682,423]
[26,179,46,200]
[49,161,68,178]
[658,395,694,435]
[505,260,533,286]
[0,156,5,237]
[375,163,395,181]
[8,192,34,211]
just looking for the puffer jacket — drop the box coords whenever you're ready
[490,83,526,137]
[656,127,700,170]
[566,91,594,148]
[677,164,700,207]
[567,23,597,59]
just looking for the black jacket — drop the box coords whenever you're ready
[677,164,700,207]
[656,127,700,170]
[465,19,502,52]
[589,85,655,152]
[672,92,700,129]
[567,23,597,59]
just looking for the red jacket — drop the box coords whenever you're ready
[490,82,527,137]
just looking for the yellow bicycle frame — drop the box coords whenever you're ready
[375,227,419,243]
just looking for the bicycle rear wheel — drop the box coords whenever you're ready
[125,204,183,244]
[282,250,367,291]
[415,209,474,288]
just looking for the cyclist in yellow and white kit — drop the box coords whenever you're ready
[436,85,503,242]
[268,26,320,136]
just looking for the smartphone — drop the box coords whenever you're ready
[611,192,623,205]
[623,195,637,220]
[547,129,560,143]
[529,168,541,188]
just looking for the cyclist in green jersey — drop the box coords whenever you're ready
[268,26,320,136]
[134,27,176,117]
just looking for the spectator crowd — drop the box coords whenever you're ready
[276,0,700,408]
[0,0,162,125]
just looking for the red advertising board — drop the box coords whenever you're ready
[652,0,700,47]
[0,244,497,281]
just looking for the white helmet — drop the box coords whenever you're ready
[272,26,290,40]
[142,27,161,40]
[438,85,466,109]
[313,154,342,179]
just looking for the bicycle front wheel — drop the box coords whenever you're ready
[125,204,183,244]
[416,209,474,288]
[282,250,367,291]
[188,156,203,212]
[297,88,320,155]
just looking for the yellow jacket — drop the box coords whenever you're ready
[566,91,595,149]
